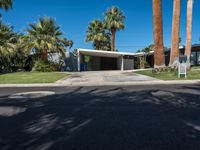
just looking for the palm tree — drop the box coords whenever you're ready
[104,6,125,51]
[0,19,16,56]
[97,33,111,51]
[0,0,13,11]
[152,0,165,68]
[26,16,73,62]
[169,0,181,67]
[0,19,17,70]
[0,0,14,69]
[185,0,194,68]
[86,20,110,50]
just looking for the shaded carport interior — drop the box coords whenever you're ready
[77,49,137,71]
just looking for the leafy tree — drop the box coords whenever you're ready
[104,6,125,51]
[86,20,111,50]
[137,44,154,53]
[26,16,73,62]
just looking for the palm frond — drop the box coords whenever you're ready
[25,16,73,60]
[104,6,125,31]
[0,0,14,11]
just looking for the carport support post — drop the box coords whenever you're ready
[121,55,124,71]
[77,49,80,71]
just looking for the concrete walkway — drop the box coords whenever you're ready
[56,71,160,86]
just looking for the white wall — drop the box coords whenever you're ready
[117,57,122,70]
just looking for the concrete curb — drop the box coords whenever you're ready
[61,80,200,87]
[0,84,63,88]
[0,80,199,87]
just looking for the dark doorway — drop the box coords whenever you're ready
[100,57,117,70]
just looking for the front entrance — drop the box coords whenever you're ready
[100,57,117,70]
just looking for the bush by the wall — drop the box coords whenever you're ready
[32,60,59,72]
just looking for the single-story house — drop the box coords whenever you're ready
[71,45,200,72]
[77,49,153,71]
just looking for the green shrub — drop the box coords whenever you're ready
[134,60,139,69]
[144,61,150,68]
[32,60,59,72]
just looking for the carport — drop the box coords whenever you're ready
[77,49,137,71]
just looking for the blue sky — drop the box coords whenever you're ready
[1,0,200,52]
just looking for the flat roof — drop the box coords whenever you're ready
[78,49,153,58]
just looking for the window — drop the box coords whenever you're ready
[191,51,197,66]
[197,52,200,65]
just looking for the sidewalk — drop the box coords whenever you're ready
[0,80,199,87]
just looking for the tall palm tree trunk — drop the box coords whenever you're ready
[152,0,165,68]
[111,28,115,51]
[95,41,100,50]
[169,0,181,67]
[40,49,48,62]
[185,0,194,68]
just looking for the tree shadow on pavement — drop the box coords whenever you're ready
[0,85,200,150]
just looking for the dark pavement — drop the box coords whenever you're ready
[0,84,200,150]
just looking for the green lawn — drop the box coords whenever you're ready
[135,69,200,80]
[0,72,69,84]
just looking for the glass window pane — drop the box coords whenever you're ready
[191,52,197,66]
[197,52,200,65]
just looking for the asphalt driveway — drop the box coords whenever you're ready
[0,84,200,150]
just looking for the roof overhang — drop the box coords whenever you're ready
[78,49,153,58]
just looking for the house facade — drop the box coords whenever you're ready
[71,45,200,72]
[162,44,200,67]
[141,44,200,68]
[77,49,153,71]
[179,44,200,66]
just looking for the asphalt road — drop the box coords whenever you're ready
[0,84,200,150]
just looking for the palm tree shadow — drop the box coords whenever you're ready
[0,85,200,150]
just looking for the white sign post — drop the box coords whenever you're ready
[178,55,187,78]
